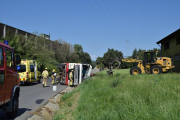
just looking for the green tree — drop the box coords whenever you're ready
[74,44,83,55]
[96,57,103,65]
[132,48,138,57]
[103,48,123,67]
[80,52,91,64]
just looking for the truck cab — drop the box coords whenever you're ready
[0,41,21,119]
[57,63,92,86]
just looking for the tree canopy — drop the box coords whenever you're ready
[0,34,93,73]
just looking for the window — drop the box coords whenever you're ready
[37,66,40,71]
[17,65,26,72]
[175,55,180,62]
[176,37,180,45]
[0,48,3,65]
[164,42,170,50]
[6,50,15,69]
[30,65,34,72]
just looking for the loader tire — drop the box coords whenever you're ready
[150,65,162,74]
[130,66,141,75]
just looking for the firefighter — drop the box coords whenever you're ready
[42,68,49,87]
[58,67,64,83]
[69,70,73,86]
[51,69,56,85]
[54,70,57,84]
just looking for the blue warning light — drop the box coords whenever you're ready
[4,41,9,45]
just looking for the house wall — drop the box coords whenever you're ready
[161,32,180,72]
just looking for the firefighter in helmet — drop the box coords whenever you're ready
[42,68,49,87]
[69,69,73,86]
[51,69,56,85]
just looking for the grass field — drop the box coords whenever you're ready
[54,69,180,120]
[97,68,130,75]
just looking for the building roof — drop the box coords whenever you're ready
[156,28,180,44]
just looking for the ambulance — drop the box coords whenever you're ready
[57,63,92,86]
[17,60,41,85]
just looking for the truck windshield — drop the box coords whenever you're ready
[17,65,26,72]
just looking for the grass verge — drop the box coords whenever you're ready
[54,69,180,120]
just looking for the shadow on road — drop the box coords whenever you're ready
[36,99,44,104]
[20,82,41,87]
[0,108,31,120]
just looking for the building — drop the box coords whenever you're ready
[0,22,50,40]
[0,22,59,51]
[157,29,180,72]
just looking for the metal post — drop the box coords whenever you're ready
[44,39,45,49]
[15,29,18,36]
[3,25,6,38]
[43,34,45,49]
[51,41,52,50]
[125,40,130,56]
[26,33,27,46]
[35,36,37,49]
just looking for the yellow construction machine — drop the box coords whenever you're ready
[122,51,175,75]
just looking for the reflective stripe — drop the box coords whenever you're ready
[0,98,11,105]
[42,71,48,77]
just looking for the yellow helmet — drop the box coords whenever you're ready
[45,68,47,70]
[53,69,56,72]
[71,70,74,72]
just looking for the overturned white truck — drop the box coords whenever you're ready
[57,63,92,86]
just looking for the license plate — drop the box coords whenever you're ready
[21,76,23,78]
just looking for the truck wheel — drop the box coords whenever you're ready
[150,65,162,74]
[6,94,19,118]
[130,66,142,75]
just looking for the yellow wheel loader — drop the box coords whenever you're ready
[122,51,175,75]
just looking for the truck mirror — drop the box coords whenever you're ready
[15,55,21,64]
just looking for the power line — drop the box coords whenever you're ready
[87,0,120,36]
[103,0,128,39]
[95,0,122,36]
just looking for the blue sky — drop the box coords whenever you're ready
[1,0,180,61]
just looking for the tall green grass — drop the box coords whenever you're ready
[74,69,180,120]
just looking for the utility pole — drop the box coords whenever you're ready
[125,40,130,56]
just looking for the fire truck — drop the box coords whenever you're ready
[57,63,92,86]
[0,41,21,118]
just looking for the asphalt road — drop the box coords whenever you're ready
[91,68,99,73]
[0,78,67,120]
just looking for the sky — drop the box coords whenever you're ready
[0,0,180,61]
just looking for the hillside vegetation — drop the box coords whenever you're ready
[0,33,94,74]
[54,69,180,120]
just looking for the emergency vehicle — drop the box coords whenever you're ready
[57,63,92,85]
[17,60,41,85]
[0,41,21,118]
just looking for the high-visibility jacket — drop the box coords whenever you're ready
[69,72,73,78]
[42,70,48,77]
